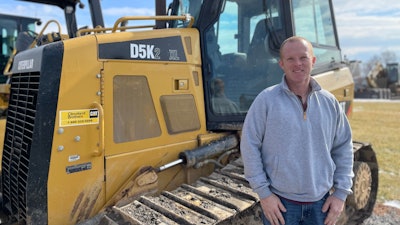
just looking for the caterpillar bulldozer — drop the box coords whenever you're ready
[0,0,378,224]
[351,60,400,99]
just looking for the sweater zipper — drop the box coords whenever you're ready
[295,94,309,120]
[300,98,307,120]
[291,93,307,120]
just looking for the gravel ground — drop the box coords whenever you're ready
[362,204,400,225]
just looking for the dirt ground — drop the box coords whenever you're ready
[362,203,400,225]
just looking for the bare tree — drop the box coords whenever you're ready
[363,54,381,76]
[381,50,397,65]
[362,50,397,76]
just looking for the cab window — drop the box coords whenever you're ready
[292,0,341,69]
[205,0,284,116]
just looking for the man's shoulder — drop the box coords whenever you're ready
[317,88,337,100]
[262,83,282,95]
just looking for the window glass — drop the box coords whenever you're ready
[205,0,284,116]
[216,2,238,55]
[0,19,17,57]
[292,0,341,67]
[172,0,203,27]
[113,75,161,143]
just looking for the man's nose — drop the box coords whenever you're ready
[293,58,303,65]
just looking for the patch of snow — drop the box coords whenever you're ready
[354,99,400,103]
[384,200,400,209]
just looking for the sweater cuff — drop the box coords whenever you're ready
[332,189,350,201]
[255,186,273,200]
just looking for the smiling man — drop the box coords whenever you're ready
[240,36,354,225]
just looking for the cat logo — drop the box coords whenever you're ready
[89,109,99,118]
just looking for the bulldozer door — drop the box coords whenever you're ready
[97,29,209,202]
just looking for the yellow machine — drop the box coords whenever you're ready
[0,14,41,116]
[0,0,378,224]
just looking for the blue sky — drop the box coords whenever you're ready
[1,0,400,64]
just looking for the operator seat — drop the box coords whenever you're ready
[243,19,285,106]
[247,19,284,77]
[247,19,274,70]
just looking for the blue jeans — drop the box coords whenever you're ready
[261,193,329,225]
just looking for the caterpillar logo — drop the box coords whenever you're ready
[89,109,99,118]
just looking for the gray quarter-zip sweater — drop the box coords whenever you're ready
[241,76,354,202]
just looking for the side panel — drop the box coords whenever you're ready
[46,35,105,224]
[313,67,355,115]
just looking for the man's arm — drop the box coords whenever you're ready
[240,93,272,199]
[323,100,354,225]
[331,100,354,200]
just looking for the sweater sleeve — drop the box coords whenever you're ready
[240,93,272,199]
[331,100,354,201]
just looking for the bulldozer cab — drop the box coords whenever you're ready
[167,0,344,130]
[0,14,40,81]
[0,14,40,116]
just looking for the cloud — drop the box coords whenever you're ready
[102,7,154,17]
[100,7,156,28]
[333,0,400,15]
[333,0,400,61]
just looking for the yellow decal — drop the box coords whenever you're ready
[60,109,99,127]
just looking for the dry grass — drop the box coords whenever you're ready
[349,100,400,203]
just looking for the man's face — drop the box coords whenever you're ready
[278,40,316,85]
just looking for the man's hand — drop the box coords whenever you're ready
[260,194,287,225]
[322,195,344,225]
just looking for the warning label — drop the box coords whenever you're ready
[60,109,99,127]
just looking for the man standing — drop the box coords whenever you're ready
[240,36,354,225]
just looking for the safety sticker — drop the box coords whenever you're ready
[59,109,99,127]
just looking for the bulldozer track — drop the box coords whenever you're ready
[91,158,263,225]
[80,142,378,225]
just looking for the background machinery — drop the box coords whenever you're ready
[351,60,400,99]
[0,0,378,224]
[0,13,41,116]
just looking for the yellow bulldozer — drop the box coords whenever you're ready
[0,0,378,224]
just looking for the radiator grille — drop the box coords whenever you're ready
[2,71,40,222]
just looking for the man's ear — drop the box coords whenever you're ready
[312,56,316,66]
[279,60,284,69]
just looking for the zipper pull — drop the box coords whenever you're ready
[303,111,307,120]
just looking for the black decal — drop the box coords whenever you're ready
[99,36,186,62]
[66,162,92,174]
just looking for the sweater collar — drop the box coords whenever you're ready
[280,75,322,94]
